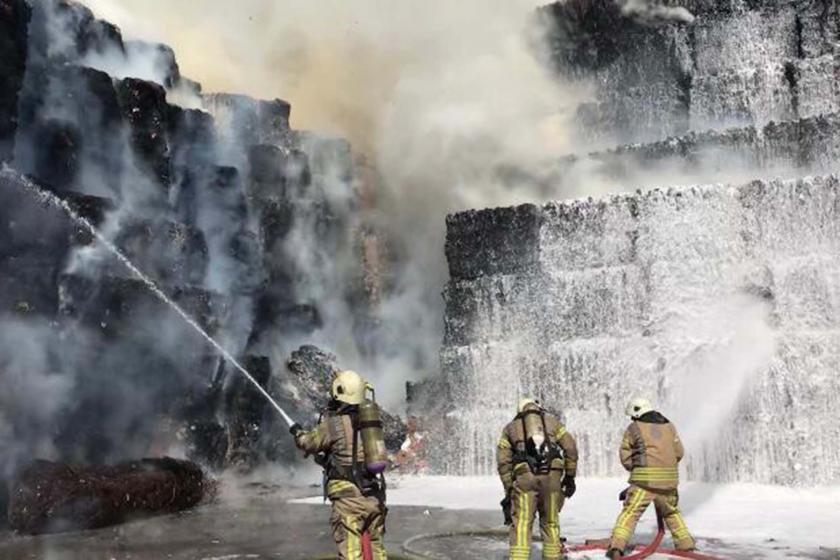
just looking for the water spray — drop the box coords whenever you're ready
[0,165,298,428]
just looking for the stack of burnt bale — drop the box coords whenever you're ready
[0,0,374,526]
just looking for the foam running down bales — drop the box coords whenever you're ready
[0,165,297,427]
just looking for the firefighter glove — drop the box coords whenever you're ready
[289,423,304,438]
[562,475,576,498]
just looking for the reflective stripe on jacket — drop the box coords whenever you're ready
[496,408,578,492]
[620,412,684,491]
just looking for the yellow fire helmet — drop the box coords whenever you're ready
[331,370,367,405]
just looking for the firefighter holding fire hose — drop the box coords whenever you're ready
[606,397,696,559]
[290,370,388,560]
[497,398,579,560]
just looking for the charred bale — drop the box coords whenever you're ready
[250,295,322,342]
[124,41,181,88]
[168,108,218,223]
[0,171,111,316]
[204,94,292,147]
[57,274,221,339]
[110,218,208,286]
[0,0,31,163]
[184,421,228,472]
[224,355,272,471]
[24,0,123,65]
[445,204,543,281]
[282,344,340,423]
[116,78,172,192]
[539,0,629,74]
[15,64,123,197]
[248,144,311,204]
[8,458,209,535]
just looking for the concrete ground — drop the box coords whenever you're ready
[0,479,498,560]
[0,478,837,560]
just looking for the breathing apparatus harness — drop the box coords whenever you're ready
[512,406,564,475]
[316,398,387,502]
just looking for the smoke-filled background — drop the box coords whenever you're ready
[0,0,597,495]
[80,0,594,393]
[1,0,839,521]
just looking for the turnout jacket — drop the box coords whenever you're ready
[294,403,372,499]
[620,411,684,491]
[496,407,578,492]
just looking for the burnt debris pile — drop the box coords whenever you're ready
[0,0,390,526]
[8,458,210,535]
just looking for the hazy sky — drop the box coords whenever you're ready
[84,0,550,138]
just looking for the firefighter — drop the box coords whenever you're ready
[606,397,696,559]
[290,370,388,560]
[497,398,579,560]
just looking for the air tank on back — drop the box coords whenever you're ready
[359,385,388,474]
[523,406,546,456]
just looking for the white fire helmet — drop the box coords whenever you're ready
[518,398,541,414]
[625,397,654,419]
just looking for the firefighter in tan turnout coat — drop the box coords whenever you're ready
[497,399,579,560]
[607,397,696,559]
[291,371,388,560]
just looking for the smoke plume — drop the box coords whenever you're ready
[78,0,590,403]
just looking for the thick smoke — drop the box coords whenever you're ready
[0,320,75,480]
[80,0,590,406]
[0,0,255,482]
[4,0,789,490]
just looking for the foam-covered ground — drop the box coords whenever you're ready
[295,476,840,559]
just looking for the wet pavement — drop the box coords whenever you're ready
[0,479,836,560]
[0,479,499,560]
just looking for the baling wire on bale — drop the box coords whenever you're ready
[1,166,302,533]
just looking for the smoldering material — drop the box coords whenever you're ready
[0,0,369,492]
[8,458,211,535]
[76,0,590,403]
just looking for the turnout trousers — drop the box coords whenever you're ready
[329,482,388,560]
[608,484,695,552]
[509,470,565,560]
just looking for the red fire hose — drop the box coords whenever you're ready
[399,514,726,560]
[362,531,374,560]
[566,514,724,560]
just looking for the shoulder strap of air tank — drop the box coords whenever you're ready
[350,410,363,489]
[319,409,331,502]
[518,413,528,444]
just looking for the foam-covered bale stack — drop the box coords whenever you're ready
[439,175,840,486]
[555,112,840,193]
[544,0,840,143]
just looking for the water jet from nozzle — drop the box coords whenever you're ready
[0,165,298,428]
